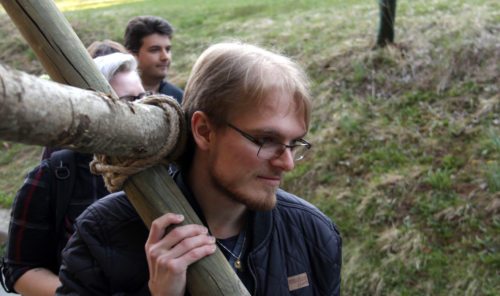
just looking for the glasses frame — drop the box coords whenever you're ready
[118,91,153,102]
[226,123,312,161]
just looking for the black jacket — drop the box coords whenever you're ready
[57,171,341,295]
[159,80,183,104]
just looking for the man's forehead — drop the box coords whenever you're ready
[141,33,171,47]
[229,92,306,123]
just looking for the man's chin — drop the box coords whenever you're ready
[153,68,169,78]
[241,190,277,211]
[155,72,168,80]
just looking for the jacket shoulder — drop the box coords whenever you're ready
[59,192,149,295]
[76,191,139,227]
[274,189,342,255]
[275,190,339,231]
[159,81,183,103]
[258,190,342,295]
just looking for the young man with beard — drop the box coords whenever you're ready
[124,15,183,103]
[57,42,342,296]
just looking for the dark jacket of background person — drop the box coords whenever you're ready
[1,152,109,292]
[159,80,183,104]
[56,170,342,295]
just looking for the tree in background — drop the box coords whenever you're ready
[376,0,397,47]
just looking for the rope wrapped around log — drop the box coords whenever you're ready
[90,94,186,192]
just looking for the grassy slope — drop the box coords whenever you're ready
[0,0,499,294]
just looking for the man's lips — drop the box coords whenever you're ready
[156,64,170,69]
[258,175,281,186]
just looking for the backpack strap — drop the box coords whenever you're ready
[48,149,77,239]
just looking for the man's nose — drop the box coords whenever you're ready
[160,49,170,60]
[269,148,295,172]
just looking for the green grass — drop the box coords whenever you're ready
[1,0,500,294]
[0,143,42,207]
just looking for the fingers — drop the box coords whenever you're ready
[147,213,184,245]
[147,224,212,263]
[145,213,217,287]
[167,231,216,260]
[154,238,216,275]
[145,213,217,295]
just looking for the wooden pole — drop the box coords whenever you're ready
[0,64,176,158]
[0,1,249,295]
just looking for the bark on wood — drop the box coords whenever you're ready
[0,64,174,158]
[0,1,250,295]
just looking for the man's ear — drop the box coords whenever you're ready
[191,111,212,151]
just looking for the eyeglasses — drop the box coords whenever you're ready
[227,123,312,161]
[118,91,153,102]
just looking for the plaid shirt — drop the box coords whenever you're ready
[1,152,108,292]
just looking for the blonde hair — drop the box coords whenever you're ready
[93,52,138,82]
[179,42,311,169]
[183,42,311,128]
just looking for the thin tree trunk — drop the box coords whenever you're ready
[0,1,249,295]
[376,0,397,48]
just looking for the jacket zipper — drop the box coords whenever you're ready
[247,254,258,296]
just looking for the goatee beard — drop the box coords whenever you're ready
[210,169,277,211]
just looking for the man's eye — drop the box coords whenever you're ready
[257,137,279,145]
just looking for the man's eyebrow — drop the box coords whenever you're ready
[251,128,307,141]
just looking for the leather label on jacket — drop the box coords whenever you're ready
[288,272,309,291]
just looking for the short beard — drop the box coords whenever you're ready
[210,167,276,211]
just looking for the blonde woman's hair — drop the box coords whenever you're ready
[93,52,138,82]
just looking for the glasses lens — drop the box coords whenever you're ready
[118,95,136,102]
[292,145,309,161]
[258,142,311,161]
[119,92,152,102]
[257,142,284,160]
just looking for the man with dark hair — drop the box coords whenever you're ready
[124,15,183,103]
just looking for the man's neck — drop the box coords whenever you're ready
[187,160,248,239]
[141,76,163,93]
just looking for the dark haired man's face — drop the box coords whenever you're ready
[134,33,172,85]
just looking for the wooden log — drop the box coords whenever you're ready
[0,64,174,158]
[0,1,250,295]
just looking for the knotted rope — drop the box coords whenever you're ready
[90,94,186,192]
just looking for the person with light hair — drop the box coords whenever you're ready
[57,42,342,296]
[1,52,145,296]
[93,52,146,101]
